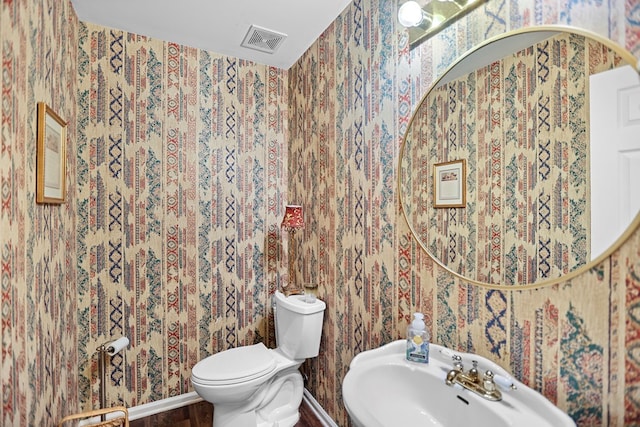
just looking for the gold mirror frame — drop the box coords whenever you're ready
[399,25,640,290]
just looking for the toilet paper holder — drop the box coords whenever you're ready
[96,337,129,420]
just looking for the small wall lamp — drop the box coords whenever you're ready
[398,0,487,48]
[398,1,431,27]
[281,205,304,293]
[281,204,304,231]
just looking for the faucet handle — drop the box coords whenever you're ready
[483,370,496,392]
[468,360,479,380]
[452,354,463,371]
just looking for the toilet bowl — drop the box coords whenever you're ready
[191,291,326,427]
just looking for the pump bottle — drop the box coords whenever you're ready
[406,312,430,363]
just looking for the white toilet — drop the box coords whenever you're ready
[191,290,326,427]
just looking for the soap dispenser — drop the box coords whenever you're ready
[406,312,430,363]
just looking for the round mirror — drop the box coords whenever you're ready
[400,26,640,288]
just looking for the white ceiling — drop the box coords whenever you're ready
[70,0,353,70]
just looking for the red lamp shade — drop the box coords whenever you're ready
[281,205,304,231]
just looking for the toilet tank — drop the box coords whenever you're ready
[274,291,326,359]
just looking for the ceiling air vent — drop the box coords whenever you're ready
[241,25,287,54]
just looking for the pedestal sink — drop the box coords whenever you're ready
[342,340,575,427]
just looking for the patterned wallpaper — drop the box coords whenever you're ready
[1,0,79,425]
[75,25,289,406]
[290,0,640,426]
[1,0,640,426]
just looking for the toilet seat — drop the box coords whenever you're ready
[191,343,276,386]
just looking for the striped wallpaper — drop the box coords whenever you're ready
[1,0,639,425]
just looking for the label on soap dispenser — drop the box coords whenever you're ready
[407,335,429,363]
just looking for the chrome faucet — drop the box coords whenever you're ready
[445,356,502,401]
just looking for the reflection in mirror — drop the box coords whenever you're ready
[400,26,640,287]
[589,65,640,258]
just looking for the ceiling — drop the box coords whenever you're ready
[70,0,353,70]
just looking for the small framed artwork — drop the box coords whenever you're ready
[433,159,466,208]
[36,102,67,204]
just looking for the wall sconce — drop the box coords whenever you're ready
[398,2,445,32]
[398,0,487,49]
[398,1,431,27]
[281,205,304,293]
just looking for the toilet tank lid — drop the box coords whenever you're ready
[191,343,276,385]
[275,291,326,314]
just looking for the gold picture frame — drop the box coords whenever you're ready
[433,159,466,208]
[36,102,67,204]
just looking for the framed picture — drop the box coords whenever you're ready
[36,102,67,204]
[433,159,466,208]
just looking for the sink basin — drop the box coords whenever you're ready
[342,340,575,427]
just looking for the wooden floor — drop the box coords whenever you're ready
[129,399,324,427]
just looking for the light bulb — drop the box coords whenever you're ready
[398,1,425,27]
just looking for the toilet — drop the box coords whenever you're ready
[191,290,326,427]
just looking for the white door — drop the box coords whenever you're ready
[590,64,640,260]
